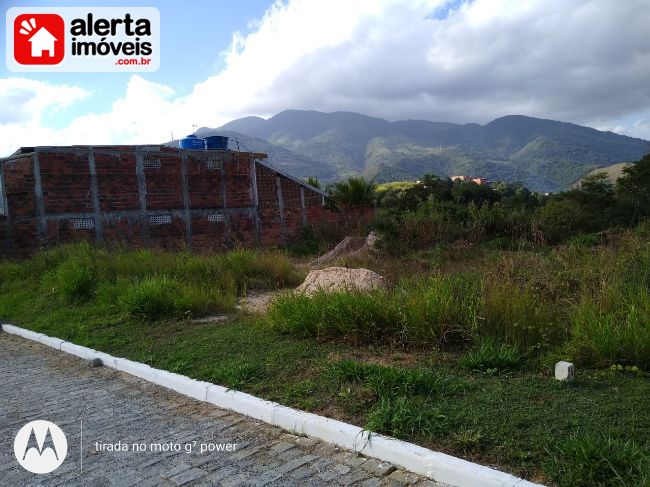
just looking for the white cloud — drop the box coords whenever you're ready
[1,0,649,156]
[0,78,89,125]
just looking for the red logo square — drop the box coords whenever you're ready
[14,14,65,65]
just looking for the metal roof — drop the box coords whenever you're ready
[255,159,329,197]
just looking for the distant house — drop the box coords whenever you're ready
[451,175,489,185]
[29,27,57,57]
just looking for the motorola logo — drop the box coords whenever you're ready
[14,420,68,474]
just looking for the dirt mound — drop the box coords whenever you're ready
[296,267,388,295]
[310,236,366,266]
[310,232,381,266]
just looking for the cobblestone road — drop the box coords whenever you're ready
[0,333,442,486]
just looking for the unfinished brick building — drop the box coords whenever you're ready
[0,145,328,257]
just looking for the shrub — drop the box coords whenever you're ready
[330,176,376,206]
[50,260,97,303]
[547,435,650,487]
[269,275,480,347]
[119,277,186,320]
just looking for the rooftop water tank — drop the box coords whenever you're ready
[204,135,229,151]
[179,134,205,150]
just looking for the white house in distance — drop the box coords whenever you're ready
[29,27,57,57]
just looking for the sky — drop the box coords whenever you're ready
[1,0,649,156]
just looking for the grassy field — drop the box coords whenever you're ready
[1,241,649,486]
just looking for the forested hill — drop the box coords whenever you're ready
[213,110,650,192]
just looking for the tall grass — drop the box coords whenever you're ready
[269,290,403,344]
[270,228,650,368]
[570,287,650,368]
[548,435,650,487]
[269,275,481,347]
[0,243,302,321]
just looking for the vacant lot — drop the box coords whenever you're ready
[1,239,648,486]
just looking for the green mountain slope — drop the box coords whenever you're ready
[192,128,336,180]
[215,110,650,192]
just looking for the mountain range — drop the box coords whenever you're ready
[192,110,650,193]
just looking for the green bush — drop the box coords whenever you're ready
[567,233,601,249]
[49,260,97,303]
[118,277,187,320]
[548,435,649,487]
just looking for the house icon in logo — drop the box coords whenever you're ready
[13,13,65,65]
[29,27,58,57]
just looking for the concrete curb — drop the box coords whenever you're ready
[1,323,544,487]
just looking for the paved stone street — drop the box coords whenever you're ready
[0,333,441,486]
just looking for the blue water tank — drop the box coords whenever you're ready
[204,135,229,151]
[179,134,205,150]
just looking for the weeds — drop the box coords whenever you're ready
[366,397,451,440]
[548,435,650,487]
[459,338,521,372]
[330,359,466,397]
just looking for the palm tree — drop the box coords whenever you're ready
[330,176,376,205]
[305,176,321,189]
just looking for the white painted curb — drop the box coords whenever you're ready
[1,323,544,487]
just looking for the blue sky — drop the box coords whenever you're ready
[1,0,649,156]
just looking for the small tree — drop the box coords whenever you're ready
[305,176,321,189]
[330,176,377,206]
[616,154,650,219]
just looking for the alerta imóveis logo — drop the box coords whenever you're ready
[6,7,160,72]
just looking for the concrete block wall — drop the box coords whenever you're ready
[0,145,328,257]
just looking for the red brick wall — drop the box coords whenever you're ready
[226,153,254,208]
[256,163,282,246]
[96,152,139,211]
[1,156,36,218]
[144,153,184,210]
[0,156,38,256]
[187,153,224,208]
[102,215,145,248]
[282,178,303,239]
[0,147,326,257]
[39,150,93,214]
